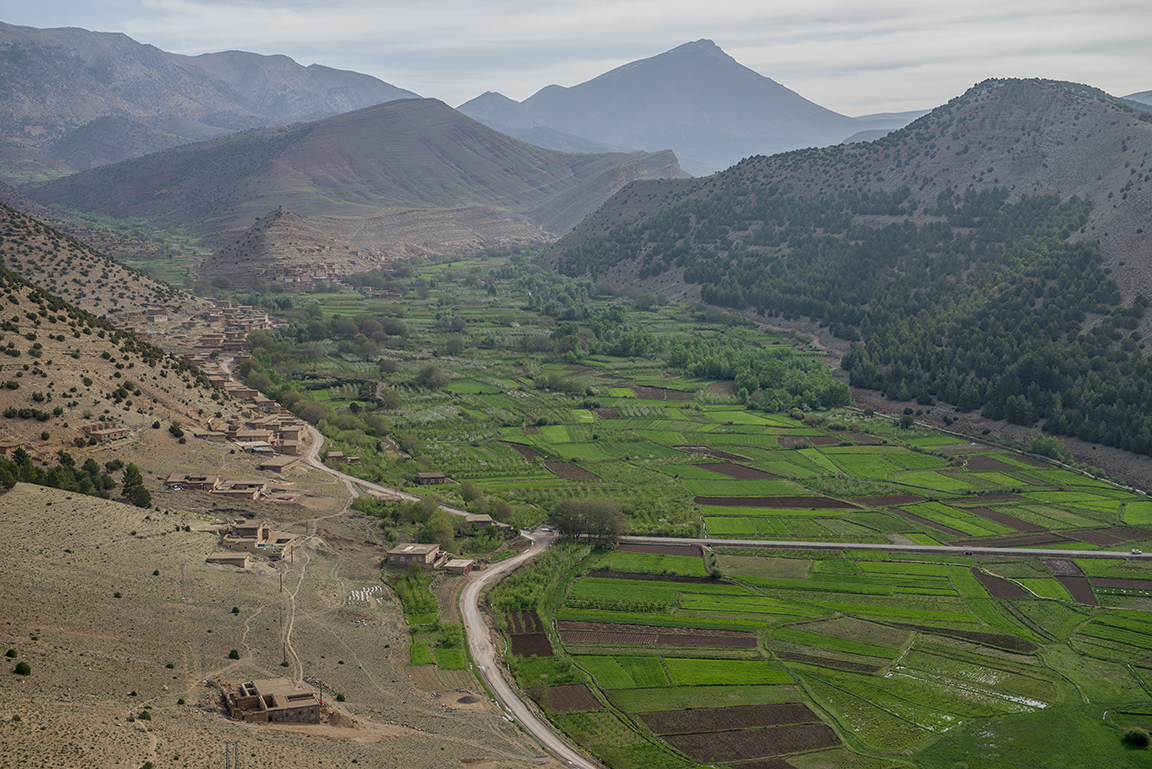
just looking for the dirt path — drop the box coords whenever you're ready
[459,533,606,769]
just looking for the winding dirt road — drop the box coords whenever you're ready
[301,425,602,766]
[459,532,605,769]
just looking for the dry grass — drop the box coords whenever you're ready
[0,482,560,768]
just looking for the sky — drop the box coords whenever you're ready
[5,0,1151,115]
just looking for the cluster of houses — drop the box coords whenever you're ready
[114,299,278,350]
[206,518,300,568]
[384,514,518,576]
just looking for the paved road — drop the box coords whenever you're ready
[459,532,604,769]
[619,535,1143,560]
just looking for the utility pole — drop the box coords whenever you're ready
[223,740,240,769]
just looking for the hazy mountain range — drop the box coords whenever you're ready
[0,21,416,175]
[458,40,927,175]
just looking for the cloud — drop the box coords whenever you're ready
[6,0,1150,111]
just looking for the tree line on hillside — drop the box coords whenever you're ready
[553,178,1152,456]
[0,449,150,506]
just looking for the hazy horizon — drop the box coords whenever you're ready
[4,1,1150,116]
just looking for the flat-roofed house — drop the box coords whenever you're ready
[416,471,447,485]
[165,473,221,491]
[257,456,301,473]
[223,678,321,723]
[386,543,439,567]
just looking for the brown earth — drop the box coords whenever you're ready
[560,630,756,648]
[965,456,1020,471]
[640,703,819,735]
[696,496,858,509]
[545,462,602,481]
[773,652,882,674]
[506,611,545,635]
[1056,576,1097,606]
[673,446,749,460]
[1066,530,1126,546]
[665,723,840,762]
[972,568,1029,598]
[1091,579,1152,589]
[547,684,602,713]
[852,495,921,506]
[509,634,553,658]
[502,441,543,460]
[697,462,780,480]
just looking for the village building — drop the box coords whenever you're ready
[206,553,250,569]
[466,513,494,530]
[164,473,221,491]
[445,558,475,575]
[219,518,297,559]
[386,543,440,567]
[416,471,448,485]
[223,678,321,723]
[257,456,301,474]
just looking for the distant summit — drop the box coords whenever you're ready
[459,40,918,174]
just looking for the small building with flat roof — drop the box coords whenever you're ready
[445,558,474,575]
[223,678,321,723]
[257,456,301,473]
[416,471,448,485]
[386,543,440,567]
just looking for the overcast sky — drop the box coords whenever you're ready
[6,1,1150,115]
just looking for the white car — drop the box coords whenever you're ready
[1132,549,1143,555]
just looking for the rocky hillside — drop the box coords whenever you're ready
[0,263,222,455]
[0,21,416,178]
[0,203,208,319]
[25,98,686,242]
[203,206,552,288]
[552,78,1151,294]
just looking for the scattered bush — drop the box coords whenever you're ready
[228,649,240,660]
[12,661,30,676]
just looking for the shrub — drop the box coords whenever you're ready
[1125,728,1150,747]
[4,649,15,658]
[336,693,346,702]
[228,649,240,660]
[12,661,29,676]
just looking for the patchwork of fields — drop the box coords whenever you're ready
[497,543,1152,768]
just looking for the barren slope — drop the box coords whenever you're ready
[26,98,685,242]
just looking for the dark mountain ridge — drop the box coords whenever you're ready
[545,78,1152,461]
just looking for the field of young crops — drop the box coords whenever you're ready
[494,534,1152,769]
